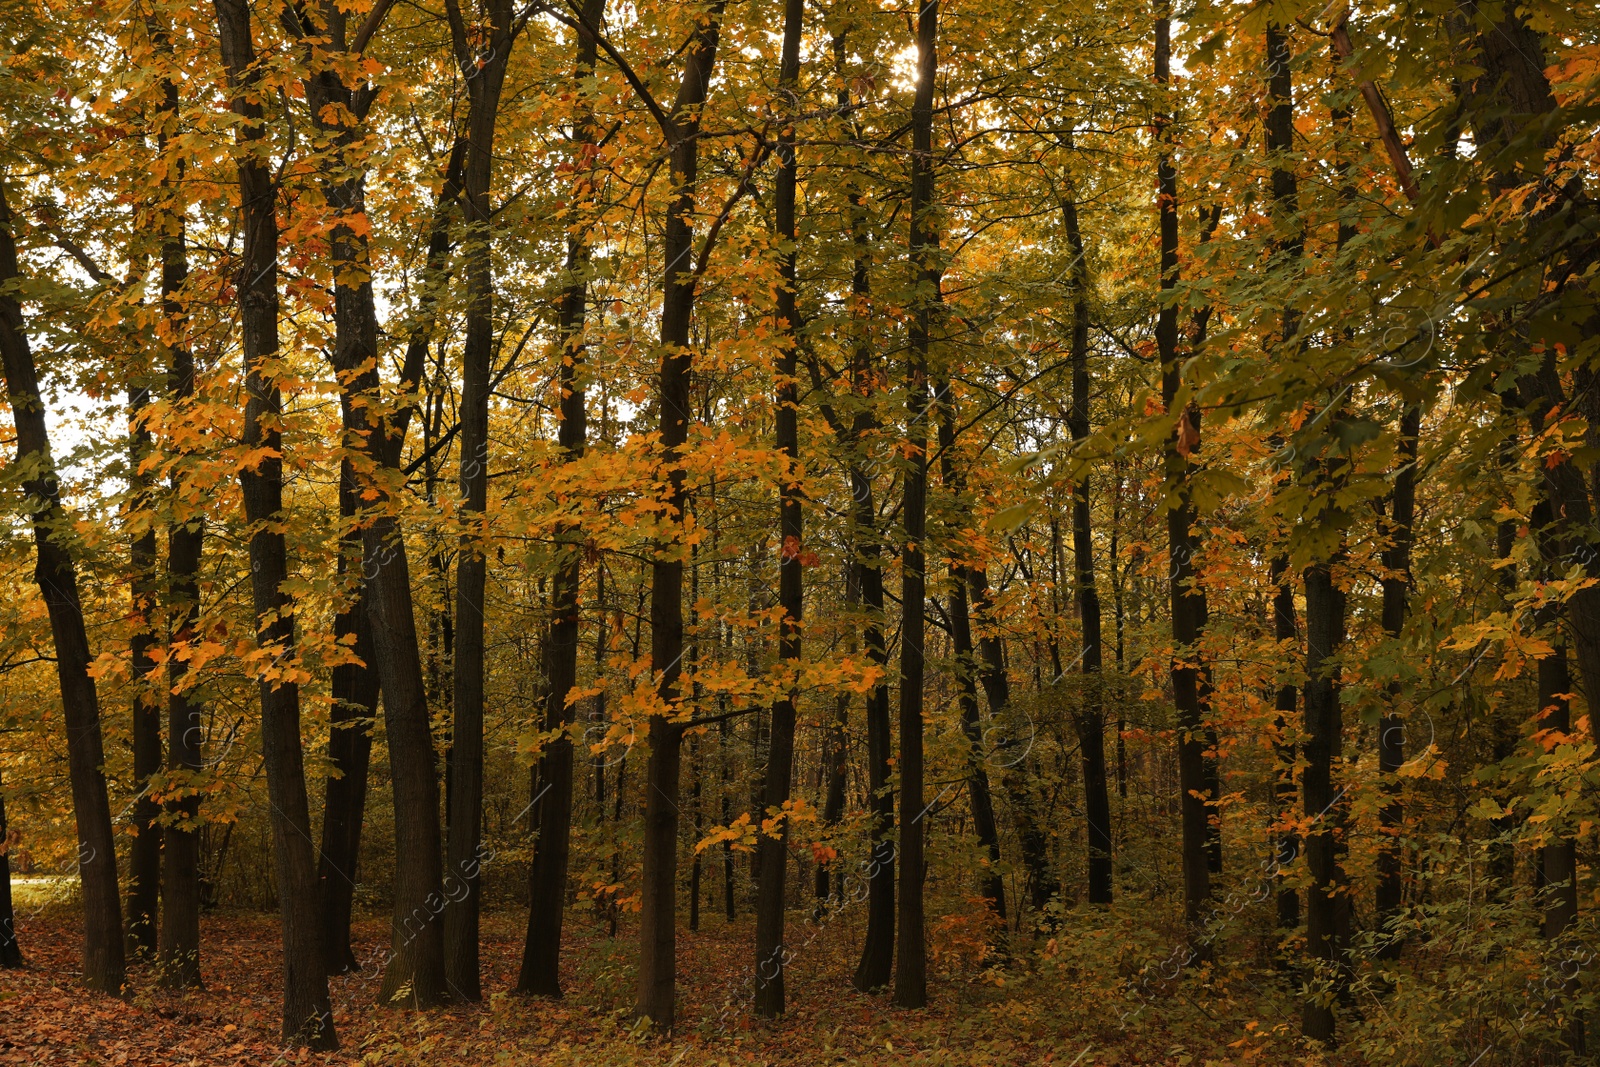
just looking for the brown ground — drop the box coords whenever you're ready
[0,904,1302,1066]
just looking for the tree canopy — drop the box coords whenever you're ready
[1,0,1598,1062]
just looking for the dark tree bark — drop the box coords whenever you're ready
[1109,466,1127,801]
[127,376,161,961]
[151,98,204,984]
[690,713,703,931]
[129,10,193,966]
[970,566,1057,914]
[317,483,379,979]
[1300,553,1349,1046]
[281,0,459,1001]
[894,0,938,1010]
[816,572,850,909]
[0,184,124,996]
[1061,193,1112,906]
[1154,8,1212,945]
[1526,417,1589,1056]
[0,765,20,966]
[934,396,1007,928]
[753,0,804,1019]
[441,0,516,1004]
[324,136,463,978]
[1266,19,1307,938]
[821,34,896,991]
[210,0,336,1044]
[635,4,728,1031]
[517,0,605,999]
[1374,404,1418,957]
[1270,555,1299,930]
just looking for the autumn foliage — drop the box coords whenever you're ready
[1,0,1599,1063]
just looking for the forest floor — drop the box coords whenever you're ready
[0,903,1323,1066]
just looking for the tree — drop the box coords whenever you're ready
[0,182,124,997]
[211,0,336,1044]
[518,0,606,999]
[894,0,939,1011]
[1154,5,1211,948]
[635,2,730,1030]
[752,0,804,1020]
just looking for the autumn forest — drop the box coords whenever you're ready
[0,0,1596,1062]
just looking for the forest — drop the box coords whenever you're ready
[0,0,1596,1062]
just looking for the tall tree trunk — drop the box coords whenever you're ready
[1374,404,1418,956]
[1266,19,1308,938]
[635,5,728,1030]
[1062,193,1112,906]
[152,99,204,983]
[1300,551,1349,1045]
[828,33,895,990]
[970,566,1057,915]
[753,0,804,1019]
[0,184,125,996]
[894,0,938,1010]
[816,567,851,908]
[210,0,335,1043]
[317,480,378,978]
[935,398,1007,928]
[127,377,161,960]
[1528,425,1588,1056]
[1109,465,1127,801]
[130,9,191,966]
[307,45,381,968]
[517,0,605,998]
[323,135,464,977]
[442,0,515,1004]
[1154,7,1212,946]
[284,0,462,1003]
[1270,555,1299,930]
[0,766,18,966]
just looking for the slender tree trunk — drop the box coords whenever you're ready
[1110,466,1127,801]
[210,0,335,1043]
[753,0,804,1018]
[971,566,1057,915]
[828,34,895,987]
[517,0,605,998]
[1270,555,1299,930]
[635,6,728,1030]
[0,184,125,996]
[1155,8,1212,945]
[130,10,191,966]
[326,139,465,980]
[0,766,18,967]
[894,0,938,1010]
[442,0,515,1004]
[817,567,851,908]
[690,730,703,931]
[721,711,737,922]
[127,378,161,960]
[1529,430,1588,1056]
[1062,193,1112,906]
[317,476,378,978]
[1300,554,1348,1045]
[935,398,1007,927]
[283,0,384,982]
[1266,20,1306,937]
[1374,404,1417,957]
[152,128,204,985]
